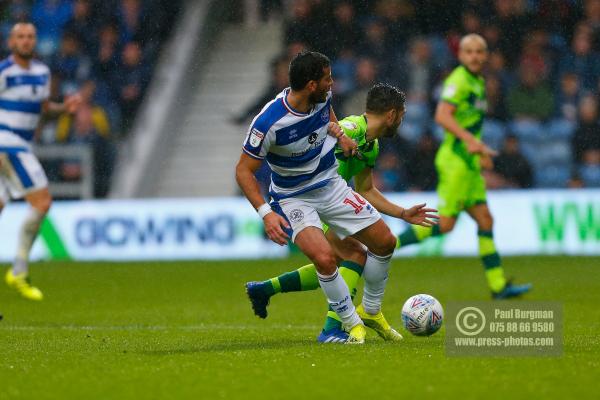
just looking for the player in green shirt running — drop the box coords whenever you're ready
[246,83,438,343]
[396,34,532,299]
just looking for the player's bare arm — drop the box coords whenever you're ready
[434,101,497,157]
[235,152,289,245]
[354,167,438,227]
[42,93,82,117]
[329,106,356,156]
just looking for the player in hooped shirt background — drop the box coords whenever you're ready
[1,23,80,300]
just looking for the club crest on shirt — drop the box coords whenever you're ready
[249,128,264,147]
[321,109,329,122]
[442,84,457,98]
[340,121,357,130]
[289,209,304,223]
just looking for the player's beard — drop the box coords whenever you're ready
[14,47,34,60]
[309,89,327,104]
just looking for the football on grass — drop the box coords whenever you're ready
[401,294,444,336]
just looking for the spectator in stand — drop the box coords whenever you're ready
[485,49,514,91]
[572,94,600,163]
[406,133,438,191]
[356,17,391,77]
[395,37,438,106]
[91,24,122,130]
[232,55,289,125]
[283,0,317,49]
[555,72,582,123]
[558,26,600,90]
[116,0,143,44]
[117,41,150,130]
[376,0,418,54]
[490,0,530,67]
[372,152,407,192]
[63,0,96,55]
[31,0,73,58]
[330,47,357,110]
[583,0,600,51]
[320,1,360,59]
[55,80,115,197]
[507,61,555,121]
[341,57,378,116]
[491,134,533,188]
[51,32,91,95]
[485,74,508,121]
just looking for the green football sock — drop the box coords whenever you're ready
[396,224,441,249]
[262,264,319,296]
[478,230,506,293]
[322,260,363,332]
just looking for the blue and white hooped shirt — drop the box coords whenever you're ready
[242,88,338,200]
[0,56,50,143]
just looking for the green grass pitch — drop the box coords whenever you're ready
[1,256,599,399]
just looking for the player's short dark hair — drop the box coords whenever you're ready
[289,51,330,91]
[366,83,406,114]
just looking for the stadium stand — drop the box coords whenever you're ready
[230,0,600,192]
[0,0,182,198]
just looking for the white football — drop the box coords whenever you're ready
[401,294,444,336]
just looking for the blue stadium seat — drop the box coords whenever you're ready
[482,120,506,150]
[579,165,600,187]
[547,118,576,140]
[534,165,571,188]
[509,120,544,143]
[399,120,425,142]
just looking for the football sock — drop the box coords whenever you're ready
[322,260,363,332]
[396,224,441,249]
[362,251,393,315]
[262,263,319,296]
[478,230,507,293]
[317,269,362,329]
[13,209,45,276]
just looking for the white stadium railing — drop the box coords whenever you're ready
[34,144,94,199]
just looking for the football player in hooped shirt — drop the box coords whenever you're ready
[245,83,438,343]
[236,52,421,344]
[1,23,80,300]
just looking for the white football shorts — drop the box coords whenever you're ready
[273,175,381,242]
[0,131,48,204]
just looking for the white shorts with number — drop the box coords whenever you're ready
[273,175,381,242]
[0,132,48,204]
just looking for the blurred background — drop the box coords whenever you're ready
[0,0,599,260]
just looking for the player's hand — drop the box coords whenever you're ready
[337,134,358,157]
[327,121,344,138]
[64,93,82,114]
[480,154,494,170]
[466,138,498,157]
[263,212,290,246]
[401,203,439,227]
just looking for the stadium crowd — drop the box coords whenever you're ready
[238,0,600,191]
[0,0,181,197]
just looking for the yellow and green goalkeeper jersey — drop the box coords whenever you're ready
[438,64,487,170]
[335,115,379,181]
